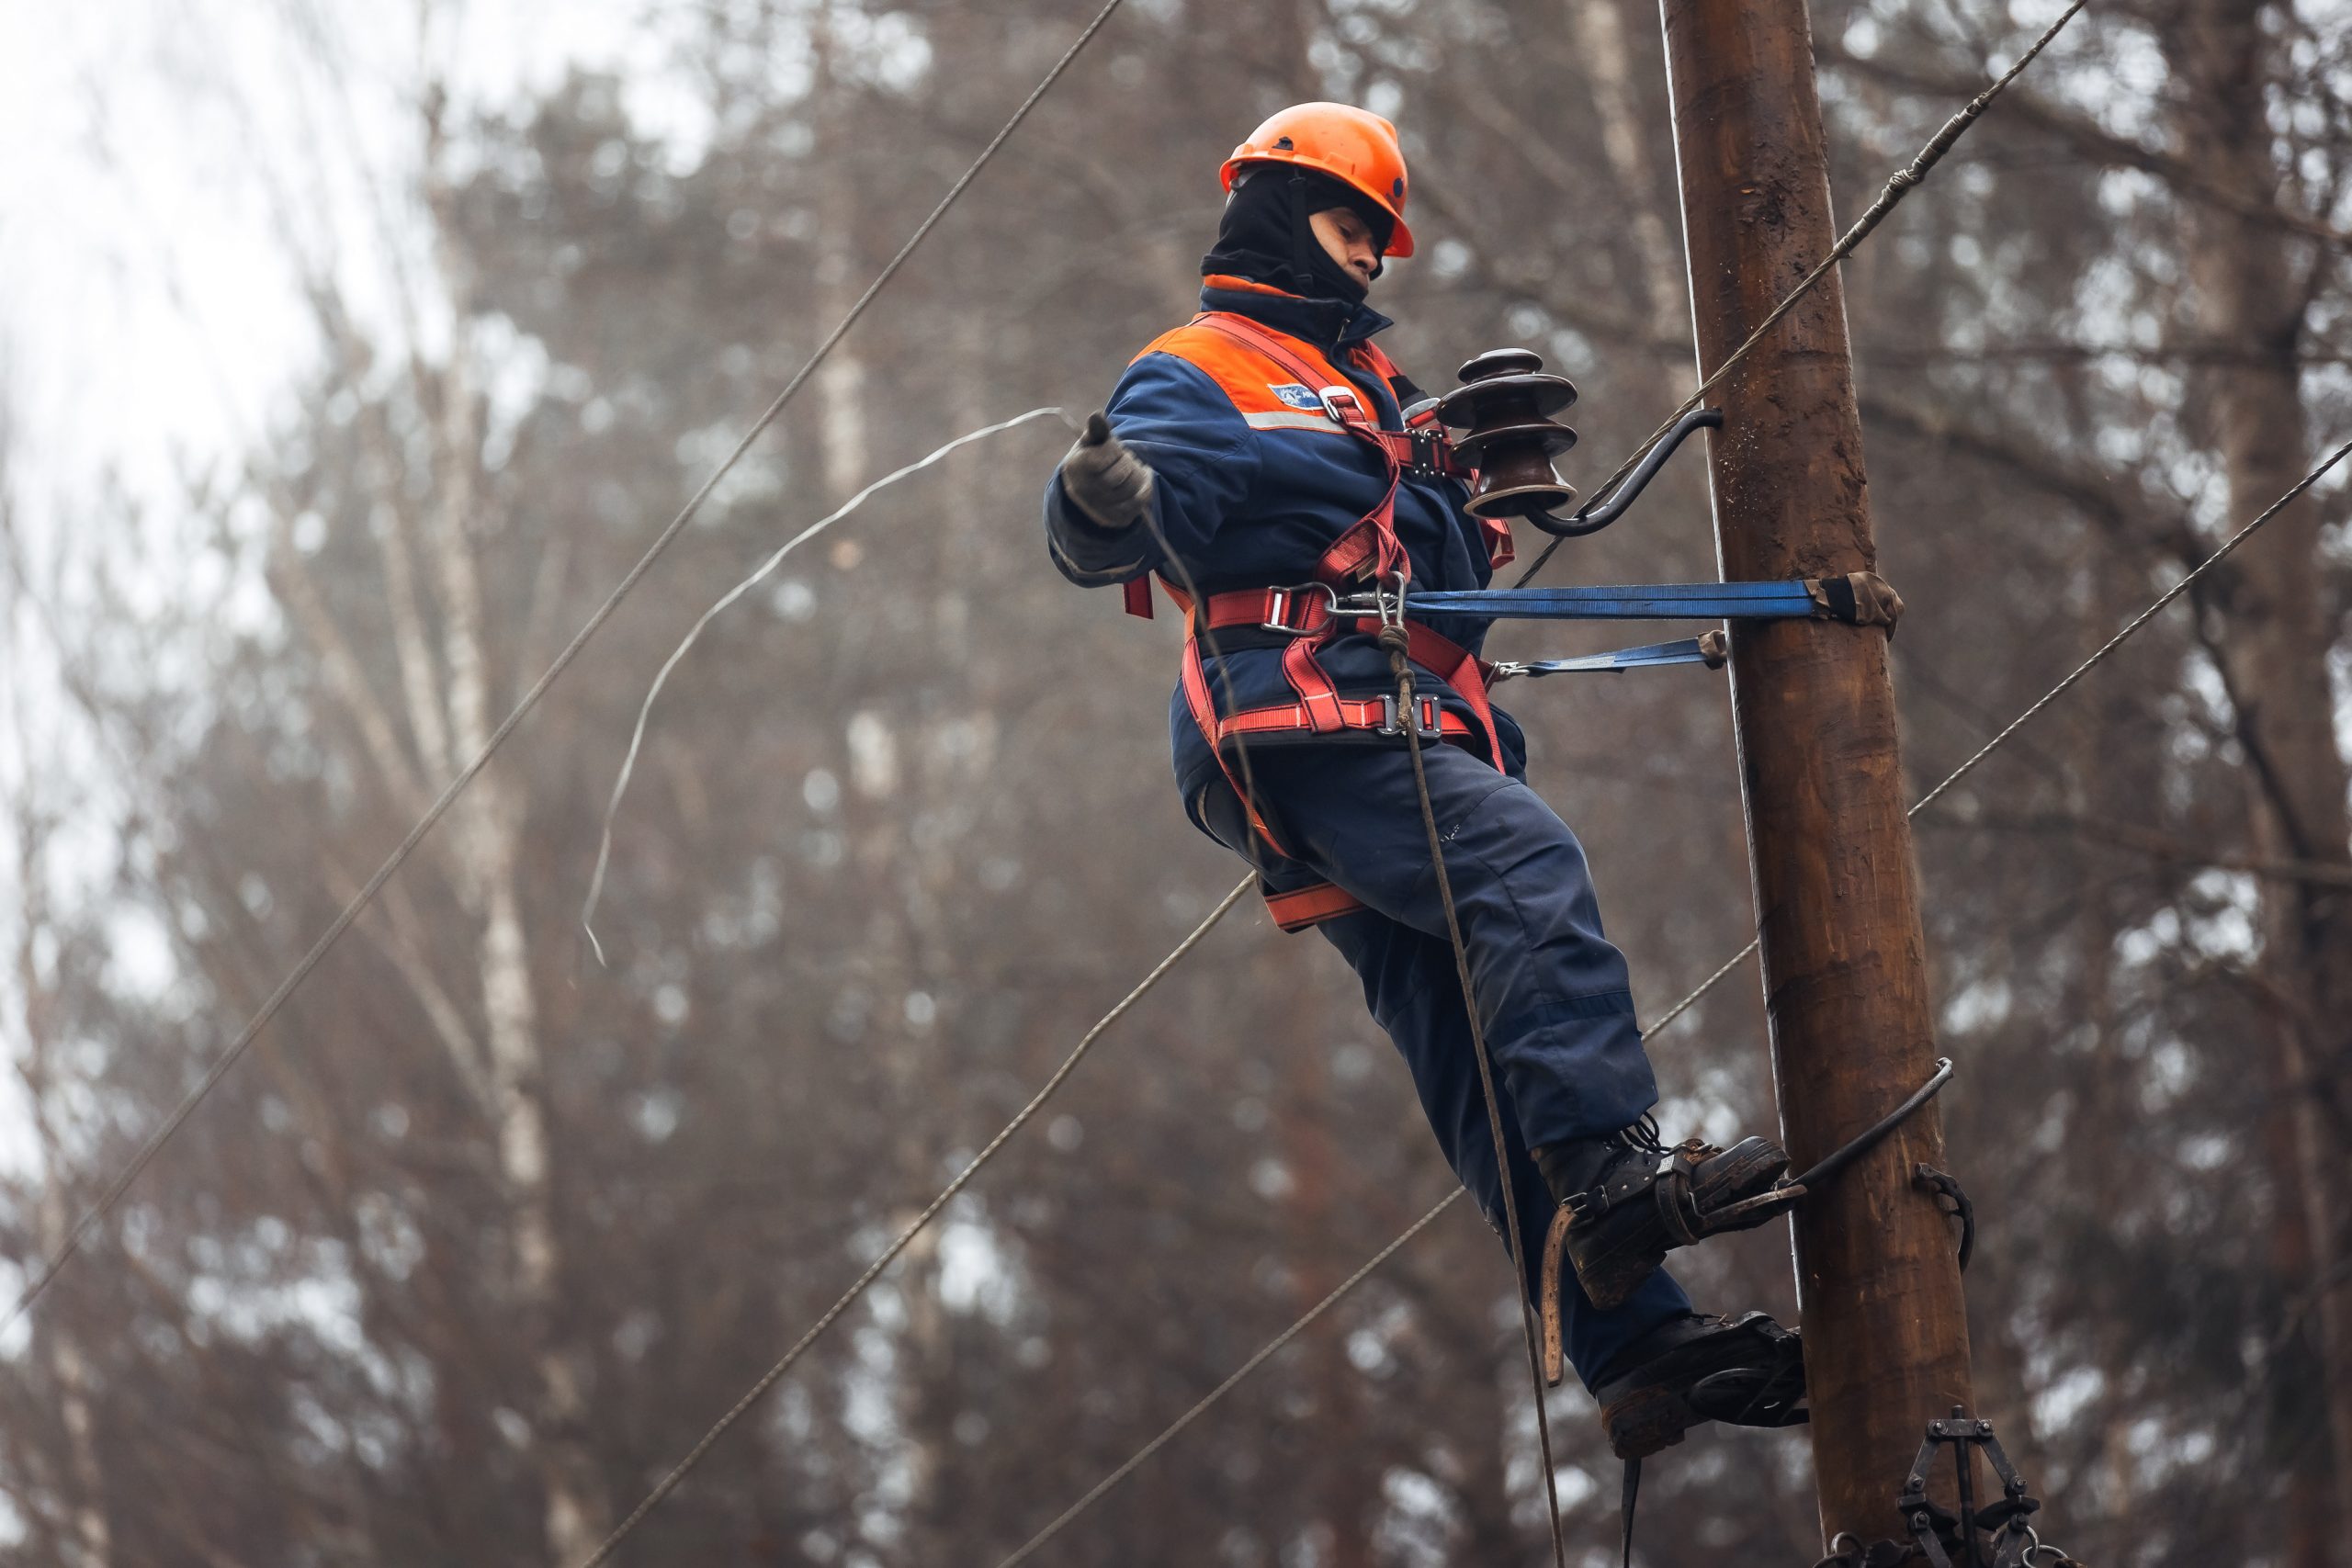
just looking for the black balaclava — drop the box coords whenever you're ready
[1202,164,1394,304]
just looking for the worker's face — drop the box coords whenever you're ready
[1310,207,1382,291]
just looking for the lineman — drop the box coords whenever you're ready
[1043,104,1804,1459]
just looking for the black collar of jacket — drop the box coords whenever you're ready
[1198,277,1394,357]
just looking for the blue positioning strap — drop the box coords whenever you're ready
[1399,581,1820,621]
[1501,637,1723,677]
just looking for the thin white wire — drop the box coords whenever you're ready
[579,407,1068,961]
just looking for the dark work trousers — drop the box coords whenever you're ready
[1191,736,1695,1390]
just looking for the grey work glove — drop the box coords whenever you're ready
[1057,412,1155,531]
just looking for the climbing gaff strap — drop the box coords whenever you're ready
[1342,571,1903,625]
[1540,1143,1805,1388]
[1614,1314,1814,1566]
[1489,631,1728,680]
[1916,1164,1975,1272]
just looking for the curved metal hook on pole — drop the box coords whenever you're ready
[1526,407,1724,538]
[1791,1057,1956,1192]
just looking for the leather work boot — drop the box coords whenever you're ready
[1536,1129,1799,1317]
[1592,1311,1808,1460]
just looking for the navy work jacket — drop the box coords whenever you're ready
[1045,276,1528,813]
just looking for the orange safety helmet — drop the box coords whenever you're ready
[1220,103,1415,258]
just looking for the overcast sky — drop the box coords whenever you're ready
[0,0,712,1196]
[0,0,726,519]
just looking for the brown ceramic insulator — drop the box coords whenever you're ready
[1448,419,1581,465]
[1432,348,1581,520]
[1470,470,1581,519]
[1433,372,1579,427]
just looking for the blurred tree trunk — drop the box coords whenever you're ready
[2165,4,2352,1559]
[242,87,627,1567]
[1565,0,1683,343]
[419,272,612,1568]
[1262,946,1371,1568]
[23,0,2352,1559]
[12,818,113,1568]
[814,4,872,502]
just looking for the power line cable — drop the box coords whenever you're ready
[988,440,2351,1564]
[989,1189,1467,1568]
[1903,442,2350,818]
[1516,0,2087,589]
[567,385,1320,1562]
[0,0,1130,1337]
[571,873,1252,1568]
[1619,435,2352,1047]
[579,406,1070,961]
[923,13,2116,1558]
[697,9,2108,1556]
[832,6,2322,1553]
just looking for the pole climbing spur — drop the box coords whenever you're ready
[1810,1408,2082,1568]
[1541,1134,1804,1335]
[1538,1057,1955,1389]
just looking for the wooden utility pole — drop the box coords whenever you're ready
[1658,0,1975,1547]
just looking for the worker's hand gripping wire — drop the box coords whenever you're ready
[1057,411,1157,530]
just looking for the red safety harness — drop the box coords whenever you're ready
[1122,311,1515,931]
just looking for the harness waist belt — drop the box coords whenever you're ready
[1216,692,1463,746]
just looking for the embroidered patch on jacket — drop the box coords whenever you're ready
[1269,382,1325,412]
